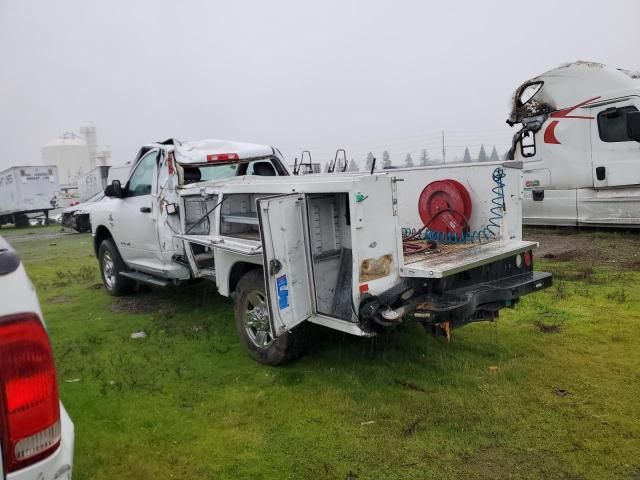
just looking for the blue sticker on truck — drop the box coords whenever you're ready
[276,274,289,310]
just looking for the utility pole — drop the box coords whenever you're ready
[441,131,446,164]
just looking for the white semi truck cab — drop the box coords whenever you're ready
[507,61,640,226]
[91,138,551,364]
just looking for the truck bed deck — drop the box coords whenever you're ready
[400,240,537,278]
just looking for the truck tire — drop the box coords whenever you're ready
[98,238,135,296]
[234,269,308,365]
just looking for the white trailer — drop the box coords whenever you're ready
[77,165,110,203]
[0,165,60,227]
[106,163,133,184]
[507,61,640,227]
[90,139,552,365]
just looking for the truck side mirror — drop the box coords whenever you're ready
[104,179,123,198]
[627,111,640,142]
[520,130,536,158]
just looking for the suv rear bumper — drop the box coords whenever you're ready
[7,403,74,480]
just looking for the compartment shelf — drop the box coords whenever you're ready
[221,212,259,225]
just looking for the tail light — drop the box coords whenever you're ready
[0,313,60,473]
[524,250,532,267]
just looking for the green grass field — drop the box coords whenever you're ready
[8,229,640,479]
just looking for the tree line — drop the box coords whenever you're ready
[327,145,503,172]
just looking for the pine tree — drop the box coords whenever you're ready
[365,152,375,171]
[382,150,391,169]
[420,149,429,166]
[463,147,472,163]
[405,153,414,167]
[489,145,499,162]
[348,159,359,171]
[478,144,488,162]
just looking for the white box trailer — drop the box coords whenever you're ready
[0,165,60,227]
[78,165,110,202]
[106,164,133,184]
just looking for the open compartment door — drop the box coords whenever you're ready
[257,194,313,337]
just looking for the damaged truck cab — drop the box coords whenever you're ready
[91,138,551,365]
[507,61,640,226]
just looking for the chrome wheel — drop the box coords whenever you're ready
[242,290,273,348]
[102,251,116,289]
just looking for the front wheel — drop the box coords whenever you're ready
[98,239,135,296]
[233,269,308,365]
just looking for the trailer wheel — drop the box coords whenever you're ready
[98,239,135,296]
[234,269,308,365]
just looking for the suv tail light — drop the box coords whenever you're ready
[0,313,60,473]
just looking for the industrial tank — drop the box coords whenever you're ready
[41,132,91,186]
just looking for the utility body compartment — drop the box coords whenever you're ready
[176,161,551,339]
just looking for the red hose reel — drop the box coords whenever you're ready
[418,179,472,236]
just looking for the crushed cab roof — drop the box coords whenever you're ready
[174,139,274,164]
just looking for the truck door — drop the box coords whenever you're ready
[257,194,313,337]
[590,100,640,188]
[111,150,162,269]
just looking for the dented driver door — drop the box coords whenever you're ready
[257,194,313,337]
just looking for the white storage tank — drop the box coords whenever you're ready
[80,125,97,169]
[41,132,91,187]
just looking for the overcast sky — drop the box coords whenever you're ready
[1,0,639,170]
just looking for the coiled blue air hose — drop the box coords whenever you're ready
[401,167,506,244]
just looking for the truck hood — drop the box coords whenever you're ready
[507,61,640,125]
[62,193,105,214]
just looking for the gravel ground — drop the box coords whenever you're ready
[524,226,640,269]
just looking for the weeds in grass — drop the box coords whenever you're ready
[533,320,562,334]
[573,285,591,297]
[576,264,594,282]
[53,266,97,286]
[402,416,423,437]
[607,286,627,304]
[543,250,577,262]
[394,380,427,392]
[554,280,568,300]
[622,258,640,270]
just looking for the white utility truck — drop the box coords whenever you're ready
[0,166,60,227]
[90,139,552,365]
[507,61,640,226]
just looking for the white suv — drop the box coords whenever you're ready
[0,236,74,479]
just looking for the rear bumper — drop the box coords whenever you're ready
[409,271,553,327]
[7,403,74,480]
